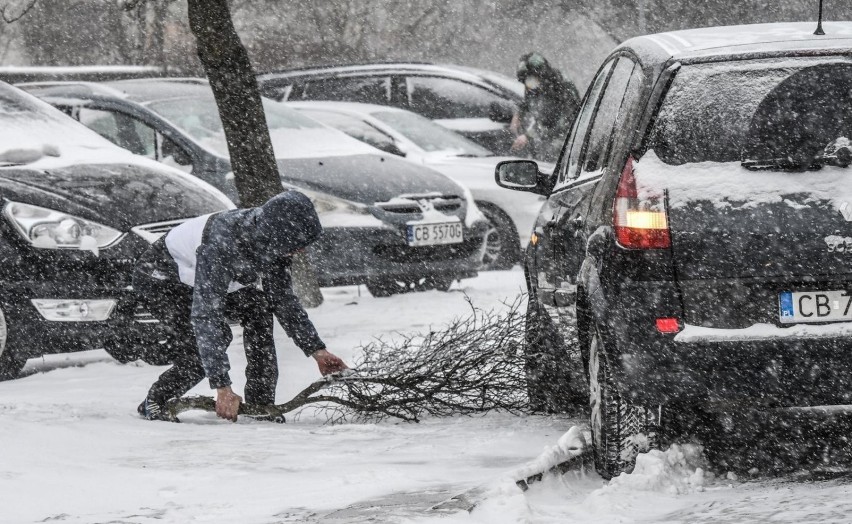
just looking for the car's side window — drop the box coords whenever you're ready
[556,60,616,186]
[300,76,391,104]
[576,59,635,180]
[405,76,506,119]
[78,107,156,158]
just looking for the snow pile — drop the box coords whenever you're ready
[511,426,586,482]
[601,444,707,496]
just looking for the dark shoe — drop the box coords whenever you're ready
[137,398,166,421]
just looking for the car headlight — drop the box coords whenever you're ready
[3,201,123,253]
[295,188,368,215]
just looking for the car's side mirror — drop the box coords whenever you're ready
[488,101,514,124]
[495,160,547,194]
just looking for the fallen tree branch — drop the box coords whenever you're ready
[167,296,530,423]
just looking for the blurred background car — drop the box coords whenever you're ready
[257,63,523,156]
[0,81,233,380]
[22,79,489,296]
[288,101,550,269]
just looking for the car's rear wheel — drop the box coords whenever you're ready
[524,296,584,413]
[0,307,26,381]
[477,202,520,271]
[589,326,660,479]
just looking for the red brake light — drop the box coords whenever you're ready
[613,156,671,249]
[655,317,681,333]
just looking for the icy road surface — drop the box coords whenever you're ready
[2,270,852,523]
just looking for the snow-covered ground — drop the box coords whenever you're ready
[2,270,852,523]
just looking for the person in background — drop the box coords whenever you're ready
[510,52,582,162]
[134,190,348,422]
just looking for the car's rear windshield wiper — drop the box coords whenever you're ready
[741,158,815,171]
[742,156,850,171]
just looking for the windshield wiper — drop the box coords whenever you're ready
[741,158,815,171]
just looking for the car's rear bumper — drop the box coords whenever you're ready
[310,224,486,287]
[598,278,852,408]
[610,320,852,409]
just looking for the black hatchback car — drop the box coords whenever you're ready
[497,22,852,478]
[257,63,523,155]
[0,82,232,379]
[22,79,488,295]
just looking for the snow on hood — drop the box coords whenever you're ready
[0,113,138,170]
[634,150,852,215]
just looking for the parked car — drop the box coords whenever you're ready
[256,63,523,155]
[0,81,234,380]
[495,22,852,478]
[22,79,489,296]
[288,101,549,269]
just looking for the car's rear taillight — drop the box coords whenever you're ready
[613,156,671,249]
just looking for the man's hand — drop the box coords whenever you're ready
[216,386,242,422]
[312,349,349,376]
[511,134,529,152]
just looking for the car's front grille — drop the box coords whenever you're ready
[375,195,463,215]
[131,219,187,244]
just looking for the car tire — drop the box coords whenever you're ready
[104,335,176,366]
[103,342,139,364]
[588,325,660,479]
[477,202,521,271]
[0,307,26,381]
[524,296,585,413]
[366,276,454,297]
[366,279,402,297]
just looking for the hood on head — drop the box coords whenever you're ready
[255,190,322,263]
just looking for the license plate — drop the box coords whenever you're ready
[406,221,463,247]
[779,290,852,324]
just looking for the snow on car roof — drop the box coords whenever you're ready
[625,22,852,64]
[0,82,140,165]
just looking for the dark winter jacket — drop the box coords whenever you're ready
[518,72,581,162]
[139,191,325,389]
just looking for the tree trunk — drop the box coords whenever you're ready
[186,0,322,307]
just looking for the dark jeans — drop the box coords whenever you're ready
[133,270,279,406]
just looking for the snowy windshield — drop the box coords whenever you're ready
[372,110,492,157]
[0,83,115,162]
[148,96,324,156]
[648,57,852,169]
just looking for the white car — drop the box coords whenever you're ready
[289,101,550,269]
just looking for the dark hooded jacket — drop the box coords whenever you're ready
[146,191,325,389]
[516,53,582,162]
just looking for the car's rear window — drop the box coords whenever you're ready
[647,57,852,168]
